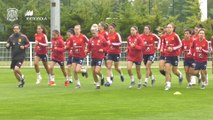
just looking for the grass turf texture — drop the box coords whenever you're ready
[0,68,212,120]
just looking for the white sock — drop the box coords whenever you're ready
[111,71,113,78]
[51,75,55,81]
[130,75,134,82]
[68,76,72,81]
[65,76,68,81]
[107,77,112,84]
[150,75,155,80]
[178,70,182,78]
[48,74,51,80]
[199,73,201,79]
[145,78,148,83]
[138,79,142,84]
[190,76,196,84]
[96,82,100,86]
[202,81,205,86]
[77,80,81,85]
[37,72,41,76]
[166,81,171,87]
[81,68,86,73]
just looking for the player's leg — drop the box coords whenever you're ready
[105,60,113,86]
[42,61,51,82]
[13,61,25,88]
[159,58,166,76]
[144,60,153,87]
[59,63,69,87]
[94,65,102,89]
[184,66,191,88]
[127,61,135,88]
[48,61,56,86]
[74,63,82,88]
[165,62,172,90]
[34,55,42,84]
[114,61,124,82]
[136,63,142,89]
[172,66,183,84]
[66,57,73,83]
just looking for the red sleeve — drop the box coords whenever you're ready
[134,36,143,50]
[102,38,108,53]
[55,39,65,52]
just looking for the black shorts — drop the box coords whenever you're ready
[184,59,195,68]
[128,60,141,66]
[159,56,166,60]
[165,56,179,66]
[194,61,207,70]
[35,53,48,62]
[52,59,64,67]
[91,59,103,67]
[67,56,73,65]
[143,54,156,65]
[72,57,84,65]
[10,60,24,69]
[107,53,120,62]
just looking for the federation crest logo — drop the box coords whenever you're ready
[7,8,18,22]
[18,38,22,43]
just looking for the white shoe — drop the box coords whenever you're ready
[165,85,171,91]
[36,76,42,84]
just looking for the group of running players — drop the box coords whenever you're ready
[6,22,213,90]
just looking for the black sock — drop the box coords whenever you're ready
[160,70,166,76]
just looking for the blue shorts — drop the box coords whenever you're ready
[91,59,103,67]
[165,56,179,66]
[194,61,207,70]
[143,54,156,65]
[67,56,73,65]
[52,59,64,67]
[35,53,48,62]
[159,56,166,60]
[72,57,84,65]
[107,54,120,62]
[184,59,195,68]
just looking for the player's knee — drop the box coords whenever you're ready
[95,69,99,74]
[14,66,20,72]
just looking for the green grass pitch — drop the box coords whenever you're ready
[0,68,212,120]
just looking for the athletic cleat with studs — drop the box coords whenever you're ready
[129,81,135,89]
[104,82,111,87]
[96,86,100,89]
[187,84,192,88]
[101,77,105,86]
[137,84,142,89]
[179,75,183,85]
[64,80,69,87]
[151,79,155,87]
[48,81,56,86]
[120,75,124,82]
[36,76,42,85]
[143,82,148,87]
[76,84,81,89]
[201,84,205,90]
[18,75,25,88]
[165,85,171,91]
